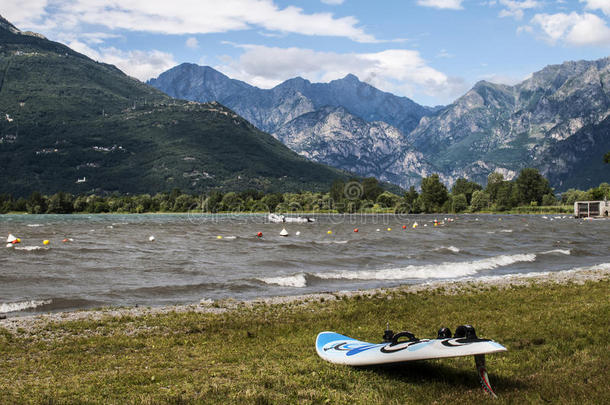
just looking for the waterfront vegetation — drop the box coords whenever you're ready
[0,278,607,403]
[0,168,608,215]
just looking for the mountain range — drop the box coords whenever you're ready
[150,59,610,191]
[0,15,349,197]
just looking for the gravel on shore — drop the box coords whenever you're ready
[1,267,608,335]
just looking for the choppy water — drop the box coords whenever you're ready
[1,213,608,316]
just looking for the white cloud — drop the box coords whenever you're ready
[498,0,540,20]
[581,0,610,16]
[4,0,378,43]
[215,44,467,103]
[321,0,345,4]
[417,0,464,10]
[479,72,530,85]
[1,0,48,26]
[436,49,454,58]
[185,37,199,49]
[531,12,610,46]
[67,40,177,81]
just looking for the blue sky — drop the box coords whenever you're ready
[3,0,610,105]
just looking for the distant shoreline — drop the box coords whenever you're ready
[1,209,575,216]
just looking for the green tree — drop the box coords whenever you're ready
[587,183,610,200]
[400,186,419,213]
[376,191,400,208]
[220,192,244,212]
[494,182,517,211]
[451,178,482,204]
[362,178,383,201]
[541,193,557,206]
[26,192,47,214]
[0,194,13,214]
[329,179,346,208]
[47,192,74,214]
[204,191,223,213]
[604,151,609,164]
[470,190,490,212]
[485,172,504,202]
[173,194,196,212]
[419,174,449,213]
[514,168,552,206]
[261,193,284,212]
[452,193,468,213]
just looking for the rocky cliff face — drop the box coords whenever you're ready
[149,64,434,188]
[150,58,610,191]
[148,64,432,135]
[408,58,610,187]
[274,106,434,187]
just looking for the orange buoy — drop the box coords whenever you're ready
[353,228,359,233]
[257,232,263,237]
[402,225,406,229]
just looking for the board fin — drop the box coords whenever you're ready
[475,354,497,398]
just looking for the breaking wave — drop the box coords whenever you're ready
[315,253,537,281]
[0,299,52,313]
[259,274,307,288]
[541,249,571,255]
[258,253,537,288]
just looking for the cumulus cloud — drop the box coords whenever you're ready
[581,0,610,16]
[67,40,177,81]
[531,12,610,46]
[185,37,199,49]
[215,44,467,104]
[498,0,540,20]
[417,0,464,10]
[3,0,377,43]
[320,0,345,4]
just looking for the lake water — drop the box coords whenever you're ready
[1,213,608,316]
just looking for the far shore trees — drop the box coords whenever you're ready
[1,171,608,215]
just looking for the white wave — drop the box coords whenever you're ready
[27,224,43,227]
[315,254,537,281]
[435,246,460,253]
[458,262,610,283]
[500,229,513,233]
[317,240,348,245]
[541,249,571,255]
[259,274,307,288]
[0,299,52,313]
[224,236,237,240]
[14,246,44,251]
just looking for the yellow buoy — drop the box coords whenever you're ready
[43,240,50,245]
[327,230,332,235]
[387,228,392,231]
[216,235,223,239]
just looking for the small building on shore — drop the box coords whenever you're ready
[574,200,609,218]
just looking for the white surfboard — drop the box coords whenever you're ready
[316,329,507,397]
[316,331,506,366]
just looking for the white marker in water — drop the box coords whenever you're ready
[149,235,155,242]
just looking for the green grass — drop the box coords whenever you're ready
[1,279,608,404]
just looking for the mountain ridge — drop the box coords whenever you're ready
[0,15,350,197]
[150,58,610,191]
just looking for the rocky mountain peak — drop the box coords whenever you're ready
[0,14,21,34]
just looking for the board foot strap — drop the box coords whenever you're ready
[475,354,497,398]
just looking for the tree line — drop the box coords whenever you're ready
[0,168,608,214]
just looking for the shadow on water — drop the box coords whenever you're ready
[355,360,524,394]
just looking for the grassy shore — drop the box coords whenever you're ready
[1,271,608,404]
